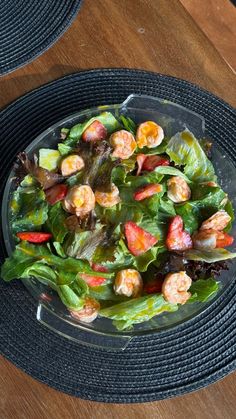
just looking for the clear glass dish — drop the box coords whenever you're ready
[2,94,236,350]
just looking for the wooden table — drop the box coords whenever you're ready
[1,1,236,418]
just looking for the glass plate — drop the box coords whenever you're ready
[2,94,236,350]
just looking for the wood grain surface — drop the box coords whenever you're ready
[180,0,236,72]
[1,0,236,418]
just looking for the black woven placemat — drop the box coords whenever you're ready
[0,0,83,75]
[0,69,236,403]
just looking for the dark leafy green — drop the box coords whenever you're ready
[189,278,219,303]
[10,185,48,234]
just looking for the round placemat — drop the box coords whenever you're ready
[0,69,236,403]
[0,0,83,75]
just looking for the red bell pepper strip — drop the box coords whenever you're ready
[16,232,52,243]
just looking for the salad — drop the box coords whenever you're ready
[1,110,236,331]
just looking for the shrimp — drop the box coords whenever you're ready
[95,183,121,208]
[110,130,136,159]
[192,230,217,250]
[167,176,191,203]
[200,210,231,231]
[136,121,164,148]
[192,229,234,249]
[162,271,192,305]
[114,269,143,297]
[63,185,95,218]
[70,297,100,323]
[61,155,85,176]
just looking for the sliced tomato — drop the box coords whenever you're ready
[136,154,147,175]
[143,278,164,294]
[80,273,107,287]
[124,221,158,256]
[16,232,52,243]
[166,215,192,251]
[216,232,234,248]
[91,263,109,273]
[142,155,169,172]
[82,120,107,142]
[45,184,68,205]
[134,183,162,201]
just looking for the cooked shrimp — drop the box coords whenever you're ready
[136,121,164,148]
[162,271,192,305]
[114,269,143,297]
[167,176,191,203]
[110,130,137,159]
[192,229,217,250]
[61,155,85,176]
[63,185,95,218]
[70,297,100,323]
[200,210,231,231]
[95,183,121,208]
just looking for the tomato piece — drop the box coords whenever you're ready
[80,273,107,287]
[166,215,192,251]
[45,184,68,205]
[216,232,234,248]
[142,155,170,171]
[82,120,107,142]
[16,232,52,243]
[124,221,158,256]
[136,154,147,175]
[134,183,163,201]
[143,277,164,294]
[91,263,109,273]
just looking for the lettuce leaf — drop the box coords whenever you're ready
[188,278,219,303]
[10,185,48,234]
[57,285,84,310]
[154,166,191,183]
[184,248,236,262]
[99,294,178,330]
[39,149,60,171]
[0,242,114,282]
[175,186,227,234]
[22,262,58,289]
[119,115,137,135]
[46,202,68,243]
[166,130,216,182]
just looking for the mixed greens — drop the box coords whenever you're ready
[1,111,235,331]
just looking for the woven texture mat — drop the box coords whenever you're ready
[0,69,236,403]
[0,0,83,75]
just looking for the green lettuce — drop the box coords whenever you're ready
[189,278,219,303]
[154,166,191,183]
[38,149,60,171]
[0,242,114,282]
[99,294,178,330]
[119,115,137,135]
[175,186,227,234]
[184,248,236,262]
[166,130,216,182]
[10,185,48,234]
[46,202,68,243]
